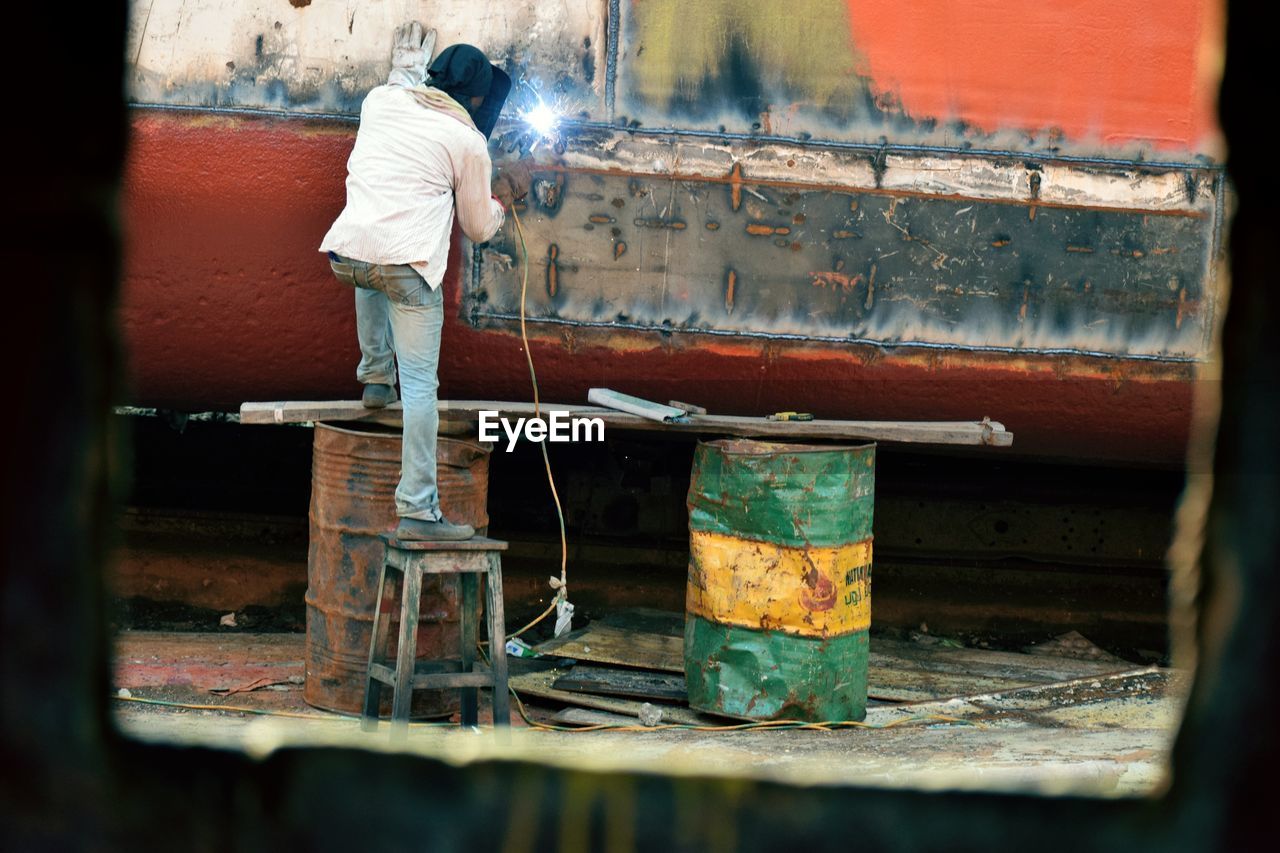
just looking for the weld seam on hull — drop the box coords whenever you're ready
[526,163,1213,218]
[467,311,1207,363]
[126,102,1225,174]
[605,0,619,119]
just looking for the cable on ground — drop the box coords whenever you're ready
[111,694,458,726]
[114,692,975,733]
[507,686,976,733]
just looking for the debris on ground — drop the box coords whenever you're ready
[209,674,303,696]
[908,630,965,649]
[111,624,1184,796]
[525,609,1144,714]
[1024,630,1127,663]
[637,702,663,727]
[505,637,537,658]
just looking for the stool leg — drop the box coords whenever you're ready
[390,561,422,743]
[485,554,510,729]
[458,573,479,727]
[361,558,394,732]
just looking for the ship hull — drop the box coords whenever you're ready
[121,111,1200,464]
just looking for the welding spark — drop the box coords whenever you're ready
[522,102,559,139]
[503,83,578,155]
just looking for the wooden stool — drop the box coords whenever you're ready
[361,534,509,740]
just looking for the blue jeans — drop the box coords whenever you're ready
[329,254,444,522]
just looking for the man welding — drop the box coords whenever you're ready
[321,23,532,541]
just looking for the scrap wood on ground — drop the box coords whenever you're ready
[512,608,1154,725]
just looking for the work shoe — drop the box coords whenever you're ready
[362,383,398,409]
[395,517,476,542]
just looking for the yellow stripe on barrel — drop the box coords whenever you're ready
[686,529,872,638]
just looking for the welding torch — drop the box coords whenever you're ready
[496,94,566,158]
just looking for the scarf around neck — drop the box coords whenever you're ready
[403,85,479,133]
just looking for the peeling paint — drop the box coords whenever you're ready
[126,0,607,115]
[627,0,863,115]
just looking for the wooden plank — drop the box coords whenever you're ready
[871,638,1132,683]
[533,611,1136,703]
[382,535,507,552]
[552,665,688,702]
[536,624,684,673]
[866,665,1039,703]
[409,672,494,689]
[508,668,711,725]
[239,400,1012,447]
[868,638,1136,702]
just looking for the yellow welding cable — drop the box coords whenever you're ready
[113,692,973,733]
[507,203,568,641]
[111,694,457,727]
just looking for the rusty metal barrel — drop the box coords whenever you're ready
[684,439,875,722]
[304,422,490,717]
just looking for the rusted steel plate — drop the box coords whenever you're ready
[470,150,1217,360]
[551,665,688,702]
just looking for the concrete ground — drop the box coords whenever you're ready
[112,631,1185,798]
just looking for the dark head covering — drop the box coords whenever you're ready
[428,44,493,99]
[428,44,511,139]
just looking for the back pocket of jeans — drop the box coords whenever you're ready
[329,260,358,287]
[372,266,428,306]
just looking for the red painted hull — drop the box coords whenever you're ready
[121,112,1198,464]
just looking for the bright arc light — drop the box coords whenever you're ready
[523,102,559,138]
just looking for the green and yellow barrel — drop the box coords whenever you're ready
[684,439,875,722]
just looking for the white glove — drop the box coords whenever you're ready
[388,21,437,87]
